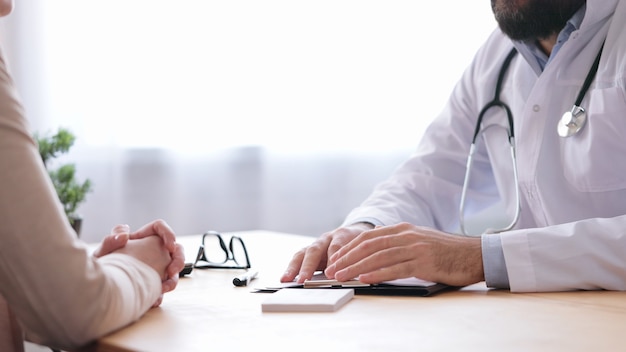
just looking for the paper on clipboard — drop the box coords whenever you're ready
[252,272,450,297]
[303,278,369,288]
[303,276,438,288]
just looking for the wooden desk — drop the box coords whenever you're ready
[90,230,626,352]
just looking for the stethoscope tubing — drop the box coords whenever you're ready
[460,48,520,237]
[459,39,605,236]
[459,129,521,236]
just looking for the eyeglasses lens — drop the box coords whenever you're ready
[230,237,248,266]
[203,233,228,264]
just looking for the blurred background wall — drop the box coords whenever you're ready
[0,1,497,242]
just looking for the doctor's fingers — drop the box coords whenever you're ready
[327,225,397,265]
[331,243,420,282]
[326,232,411,279]
[325,227,362,264]
[299,237,335,282]
[130,219,178,253]
[281,237,329,283]
[280,251,304,283]
[358,261,427,284]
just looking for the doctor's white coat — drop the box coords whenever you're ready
[343,0,626,292]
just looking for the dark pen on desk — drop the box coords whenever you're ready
[233,270,259,287]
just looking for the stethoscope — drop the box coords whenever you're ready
[459,43,605,236]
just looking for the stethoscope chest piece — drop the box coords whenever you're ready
[557,105,587,137]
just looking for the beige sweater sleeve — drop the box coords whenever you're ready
[0,47,162,350]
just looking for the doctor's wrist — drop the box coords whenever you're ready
[347,221,376,231]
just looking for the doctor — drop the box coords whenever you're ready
[282,0,626,292]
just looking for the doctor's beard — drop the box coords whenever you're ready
[491,0,585,41]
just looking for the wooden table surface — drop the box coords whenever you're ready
[83,230,626,352]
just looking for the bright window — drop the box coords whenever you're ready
[36,1,496,154]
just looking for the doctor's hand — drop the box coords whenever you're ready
[281,222,374,283]
[323,222,484,287]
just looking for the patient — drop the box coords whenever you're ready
[0,1,185,351]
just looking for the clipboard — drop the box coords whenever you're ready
[253,272,451,297]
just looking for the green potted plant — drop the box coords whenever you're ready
[34,127,93,236]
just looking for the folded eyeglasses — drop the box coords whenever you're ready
[180,230,251,276]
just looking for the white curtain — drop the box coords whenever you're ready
[0,1,497,242]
